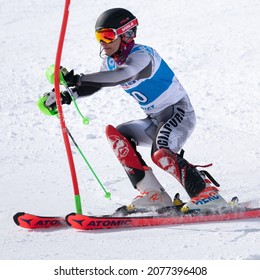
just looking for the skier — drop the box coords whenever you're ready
[41,8,227,213]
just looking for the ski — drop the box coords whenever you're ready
[13,212,66,229]
[65,206,260,230]
[14,196,260,230]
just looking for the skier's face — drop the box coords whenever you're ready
[100,37,121,56]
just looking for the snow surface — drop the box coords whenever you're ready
[0,0,260,266]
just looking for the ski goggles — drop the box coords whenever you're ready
[95,18,138,44]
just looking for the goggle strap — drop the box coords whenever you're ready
[116,18,138,36]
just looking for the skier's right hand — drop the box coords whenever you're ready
[37,90,74,116]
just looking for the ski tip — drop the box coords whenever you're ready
[65,212,76,227]
[13,212,66,229]
[13,212,26,226]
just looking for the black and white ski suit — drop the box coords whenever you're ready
[76,44,196,153]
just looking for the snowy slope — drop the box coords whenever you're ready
[0,0,260,265]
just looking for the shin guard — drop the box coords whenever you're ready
[152,148,206,197]
[106,125,146,188]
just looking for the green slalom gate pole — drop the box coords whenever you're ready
[53,0,82,214]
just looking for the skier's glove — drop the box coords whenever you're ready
[37,89,77,116]
[60,67,80,87]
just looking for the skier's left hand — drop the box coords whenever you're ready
[60,67,80,87]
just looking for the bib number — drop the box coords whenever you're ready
[131,91,148,103]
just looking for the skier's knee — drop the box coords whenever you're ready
[116,124,138,149]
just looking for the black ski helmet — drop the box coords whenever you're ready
[95,8,138,43]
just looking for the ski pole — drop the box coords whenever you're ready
[65,86,90,125]
[54,0,82,214]
[46,64,90,125]
[45,66,111,199]
[66,127,111,199]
